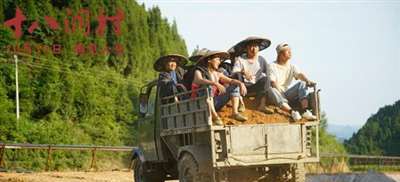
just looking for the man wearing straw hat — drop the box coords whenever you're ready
[192,50,248,125]
[230,36,274,114]
[154,54,188,103]
[182,48,209,89]
[268,42,317,121]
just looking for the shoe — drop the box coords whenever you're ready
[302,110,317,120]
[238,103,246,112]
[213,117,223,125]
[232,113,248,122]
[259,106,274,114]
[291,110,302,121]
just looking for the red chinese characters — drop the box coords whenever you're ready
[5,6,124,38]
[4,7,26,39]
[4,6,125,56]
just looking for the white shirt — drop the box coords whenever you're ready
[232,56,267,84]
[269,61,301,93]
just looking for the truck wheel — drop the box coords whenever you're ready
[133,159,165,182]
[292,163,305,182]
[178,153,211,182]
[268,165,291,182]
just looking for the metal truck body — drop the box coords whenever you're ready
[132,80,320,182]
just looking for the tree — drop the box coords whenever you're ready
[0,0,187,170]
[345,100,400,156]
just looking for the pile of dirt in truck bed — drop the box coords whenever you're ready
[218,97,309,125]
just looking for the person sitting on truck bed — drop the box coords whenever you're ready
[188,48,209,68]
[218,54,246,112]
[229,36,274,114]
[192,50,248,125]
[182,48,209,90]
[268,42,317,121]
[153,54,188,104]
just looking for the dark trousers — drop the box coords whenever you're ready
[236,73,271,99]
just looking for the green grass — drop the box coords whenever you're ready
[349,164,400,172]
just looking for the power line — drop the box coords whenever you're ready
[12,52,121,77]
[20,63,137,87]
[0,56,144,87]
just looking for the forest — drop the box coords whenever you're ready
[345,100,400,156]
[0,0,186,170]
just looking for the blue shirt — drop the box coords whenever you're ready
[170,71,177,84]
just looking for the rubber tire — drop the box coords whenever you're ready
[292,163,305,182]
[267,164,291,182]
[133,159,164,182]
[178,153,212,182]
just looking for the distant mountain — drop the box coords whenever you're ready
[327,124,361,142]
[345,100,400,156]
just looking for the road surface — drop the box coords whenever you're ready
[1,171,399,182]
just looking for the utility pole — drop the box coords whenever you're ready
[14,55,20,121]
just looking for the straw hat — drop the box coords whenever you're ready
[153,54,188,72]
[197,50,229,65]
[189,48,209,62]
[228,36,271,55]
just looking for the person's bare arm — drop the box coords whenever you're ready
[219,73,247,96]
[219,73,232,84]
[193,70,215,86]
[297,73,316,86]
[268,65,278,89]
[219,74,242,86]
[242,70,253,81]
[193,71,226,94]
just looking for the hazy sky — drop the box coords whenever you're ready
[139,0,400,126]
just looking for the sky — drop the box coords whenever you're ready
[138,0,400,126]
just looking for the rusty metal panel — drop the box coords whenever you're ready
[167,117,175,129]
[229,125,266,155]
[176,115,184,128]
[228,124,303,156]
[198,99,207,110]
[137,119,158,161]
[184,114,194,127]
[189,100,197,111]
[265,124,302,154]
[195,111,206,126]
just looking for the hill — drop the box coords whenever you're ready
[0,0,186,170]
[327,124,361,142]
[345,100,400,155]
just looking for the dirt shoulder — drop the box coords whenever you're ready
[0,171,133,182]
[2,171,399,182]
